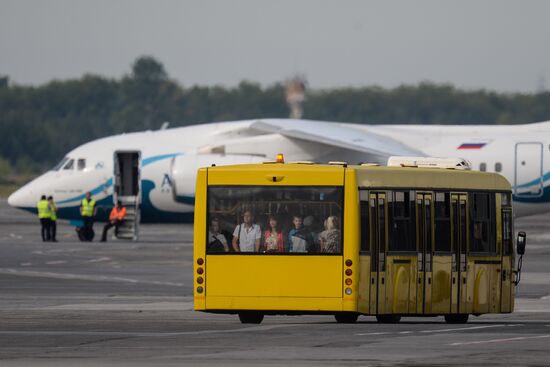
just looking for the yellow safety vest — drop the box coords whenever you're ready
[37,200,51,219]
[49,203,57,221]
[81,199,96,217]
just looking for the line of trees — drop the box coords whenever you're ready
[2,56,550,175]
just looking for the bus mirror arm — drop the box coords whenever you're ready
[514,232,526,286]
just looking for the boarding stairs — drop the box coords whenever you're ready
[114,196,140,241]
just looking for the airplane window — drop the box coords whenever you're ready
[53,157,69,171]
[479,163,486,172]
[495,162,502,172]
[63,159,74,170]
[77,159,86,171]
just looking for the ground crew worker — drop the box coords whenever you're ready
[36,195,51,242]
[101,200,127,242]
[47,196,57,242]
[80,192,96,241]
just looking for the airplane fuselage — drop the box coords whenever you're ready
[8,119,550,221]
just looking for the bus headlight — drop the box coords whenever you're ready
[345,288,353,295]
[197,286,204,294]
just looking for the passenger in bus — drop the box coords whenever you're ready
[263,215,285,253]
[303,215,320,252]
[232,210,262,252]
[208,217,229,252]
[288,215,315,253]
[319,216,341,253]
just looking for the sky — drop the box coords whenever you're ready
[1,0,550,92]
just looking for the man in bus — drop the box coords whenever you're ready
[232,210,261,252]
[288,215,315,253]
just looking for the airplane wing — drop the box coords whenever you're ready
[251,119,422,158]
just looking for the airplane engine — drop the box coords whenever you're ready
[170,154,265,204]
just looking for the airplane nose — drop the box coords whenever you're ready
[8,188,26,208]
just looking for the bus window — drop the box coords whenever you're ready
[470,192,496,254]
[434,192,451,252]
[207,186,343,255]
[502,210,512,256]
[388,191,416,252]
[360,201,369,253]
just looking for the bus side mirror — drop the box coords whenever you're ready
[516,231,526,255]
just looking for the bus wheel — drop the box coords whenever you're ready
[334,313,359,323]
[238,312,264,324]
[376,315,401,323]
[444,314,469,324]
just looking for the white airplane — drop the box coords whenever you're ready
[8,118,550,236]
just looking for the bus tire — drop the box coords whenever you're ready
[334,313,359,323]
[376,315,401,323]
[444,314,469,324]
[238,312,264,324]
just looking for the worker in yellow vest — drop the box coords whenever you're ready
[36,195,51,242]
[80,192,97,241]
[47,196,57,242]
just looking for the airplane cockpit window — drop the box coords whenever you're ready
[77,159,86,171]
[63,159,74,170]
[53,157,69,171]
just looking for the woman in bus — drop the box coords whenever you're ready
[319,216,341,253]
[263,215,285,253]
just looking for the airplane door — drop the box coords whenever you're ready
[515,143,543,197]
[113,151,141,240]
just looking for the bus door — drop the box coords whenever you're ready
[451,194,470,314]
[369,192,388,314]
[416,193,433,314]
[500,205,514,312]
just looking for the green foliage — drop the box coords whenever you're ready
[2,56,550,174]
[0,157,11,183]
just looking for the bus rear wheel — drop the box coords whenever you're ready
[334,313,359,323]
[238,312,264,324]
[444,314,469,324]
[376,315,401,323]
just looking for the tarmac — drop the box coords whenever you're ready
[0,198,549,366]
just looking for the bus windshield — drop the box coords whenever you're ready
[207,186,343,255]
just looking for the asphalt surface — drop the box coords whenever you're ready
[0,199,549,366]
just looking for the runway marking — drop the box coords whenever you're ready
[9,233,22,239]
[355,332,391,336]
[449,334,550,346]
[0,324,296,337]
[0,268,185,287]
[45,260,67,265]
[420,324,507,333]
[20,262,32,266]
[399,331,413,334]
[541,295,550,300]
[87,257,112,263]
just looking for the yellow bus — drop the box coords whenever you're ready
[193,159,526,324]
